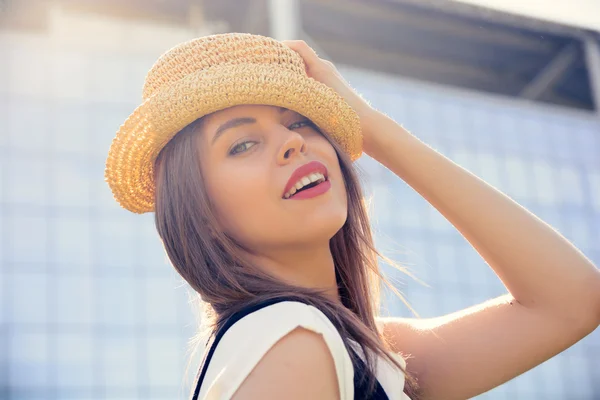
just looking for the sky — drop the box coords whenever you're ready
[454,0,600,31]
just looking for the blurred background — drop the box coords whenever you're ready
[1,0,599,399]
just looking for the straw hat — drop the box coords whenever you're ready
[105,33,363,214]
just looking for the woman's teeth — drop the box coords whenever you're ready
[284,172,326,199]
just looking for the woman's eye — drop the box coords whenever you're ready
[229,141,257,155]
[288,120,312,130]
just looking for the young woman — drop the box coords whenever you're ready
[105,33,600,399]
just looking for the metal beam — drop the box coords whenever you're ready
[268,0,300,40]
[583,35,600,115]
[303,0,557,53]
[519,42,579,100]
[387,0,589,40]
[315,38,516,88]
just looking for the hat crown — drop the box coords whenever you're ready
[142,33,306,100]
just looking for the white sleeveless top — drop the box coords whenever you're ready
[197,301,411,399]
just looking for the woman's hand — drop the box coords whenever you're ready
[282,40,382,153]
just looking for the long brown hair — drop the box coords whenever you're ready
[154,115,419,398]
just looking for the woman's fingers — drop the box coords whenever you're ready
[282,40,319,62]
[282,38,376,133]
[283,40,336,69]
[282,40,338,82]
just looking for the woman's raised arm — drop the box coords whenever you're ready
[367,109,600,399]
[285,39,600,400]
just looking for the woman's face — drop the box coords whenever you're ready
[197,105,348,253]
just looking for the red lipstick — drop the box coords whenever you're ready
[282,161,330,200]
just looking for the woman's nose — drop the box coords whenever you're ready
[277,131,307,165]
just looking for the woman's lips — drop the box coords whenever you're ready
[287,180,331,200]
[282,160,329,199]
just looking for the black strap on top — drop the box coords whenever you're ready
[353,356,389,399]
[191,297,389,400]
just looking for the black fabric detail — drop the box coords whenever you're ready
[191,296,389,399]
[353,355,390,399]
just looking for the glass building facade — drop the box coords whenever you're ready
[1,7,599,400]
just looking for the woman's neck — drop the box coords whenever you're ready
[245,242,341,303]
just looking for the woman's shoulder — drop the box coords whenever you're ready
[197,301,355,399]
[227,301,341,337]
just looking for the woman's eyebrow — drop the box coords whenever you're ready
[211,108,291,145]
[212,117,256,145]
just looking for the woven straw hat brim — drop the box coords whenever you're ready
[105,63,362,214]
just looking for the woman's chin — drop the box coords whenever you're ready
[295,212,347,243]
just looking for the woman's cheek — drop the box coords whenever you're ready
[214,170,269,215]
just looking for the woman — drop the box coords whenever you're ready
[105,33,600,399]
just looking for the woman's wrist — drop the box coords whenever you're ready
[360,110,411,160]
